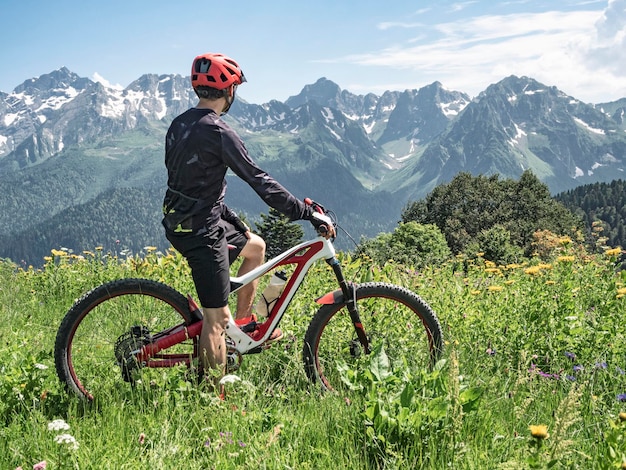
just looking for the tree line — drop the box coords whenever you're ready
[2,170,624,269]
[355,171,623,267]
[555,179,626,252]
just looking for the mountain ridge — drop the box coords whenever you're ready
[1,68,625,265]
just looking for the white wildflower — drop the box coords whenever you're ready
[34,363,48,370]
[48,419,70,432]
[54,433,79,451]
[219,374,241,385]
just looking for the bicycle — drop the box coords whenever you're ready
[54,199,444,401]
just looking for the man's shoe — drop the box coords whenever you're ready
[235,315,258,333]
[235,315,283,343]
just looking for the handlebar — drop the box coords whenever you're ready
[304,197,324,214]
[304,198,335,239]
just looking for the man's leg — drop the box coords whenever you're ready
[234,233,265,320]
[199,305,230,386]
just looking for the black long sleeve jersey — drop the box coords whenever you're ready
[163,108,310,233]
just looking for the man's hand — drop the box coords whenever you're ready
[323,224,336,240]
[310,212,335,239]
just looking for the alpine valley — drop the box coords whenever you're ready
[1,68,625,265]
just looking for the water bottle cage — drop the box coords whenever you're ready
[259,293,279,316]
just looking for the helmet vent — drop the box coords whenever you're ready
[196,59,211,73]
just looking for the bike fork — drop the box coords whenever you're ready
[326,257,371,355]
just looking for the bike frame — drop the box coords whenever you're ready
[136,233,367,368]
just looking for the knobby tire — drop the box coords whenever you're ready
[54,278,194,401]
[302,282,443,392]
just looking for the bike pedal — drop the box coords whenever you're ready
[239,321,258,334]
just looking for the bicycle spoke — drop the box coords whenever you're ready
[304,283,442,392]
[55,279,195,401]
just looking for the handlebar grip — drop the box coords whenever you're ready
[304,197,324,214]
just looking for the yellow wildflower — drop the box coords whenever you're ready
[487,285,503,292]
[558,236,572,246]
[545,280,556,285]
[525,266,541,275]
[557,256,575,263]
[470,290,481,295]
[605,247,622,257]
[504,280,515,285]
[619,412,626,421]
[529,424,549,439]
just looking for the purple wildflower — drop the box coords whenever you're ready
[595,362,608,369]
[204,439,211,448]
[565,352,576,361]
[573,365,583,373]
[219,431,233,444]
[617,367,625,375]
[238,440,247,447]
[566,375,576,381]
[538,370,559,379]
[617,393,626,402]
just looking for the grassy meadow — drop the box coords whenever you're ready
[1,239,626,469]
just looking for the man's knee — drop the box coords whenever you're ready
[243,233,265,260]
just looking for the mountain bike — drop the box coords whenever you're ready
[54,199,444,401]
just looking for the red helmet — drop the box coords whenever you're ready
[191,53,246,90]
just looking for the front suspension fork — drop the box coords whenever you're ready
[326,257,371,354]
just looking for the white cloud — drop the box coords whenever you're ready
[586,0,626,75]
[333,2,626,103]
[450,2,479,13]
[91,72,124,90]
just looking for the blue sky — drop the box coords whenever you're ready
[1,0,624,104]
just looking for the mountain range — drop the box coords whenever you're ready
[1,68,625,265]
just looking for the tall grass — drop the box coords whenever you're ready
[1,243,625,469]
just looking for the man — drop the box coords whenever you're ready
[162,52,334,386]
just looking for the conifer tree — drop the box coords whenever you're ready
[254,208,304,259]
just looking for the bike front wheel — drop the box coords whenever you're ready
[54,278,197,401]
[303,282,444,392]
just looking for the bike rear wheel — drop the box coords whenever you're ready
[303,282,443,392]
[54,278,197,401]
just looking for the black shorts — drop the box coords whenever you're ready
[165,219,248,308]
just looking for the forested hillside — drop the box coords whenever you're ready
[555,179,626,250]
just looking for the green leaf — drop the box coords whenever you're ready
[400,382,415,408]
[427,397,449,420]
[460,386,484,412]
[369,344,391,381]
